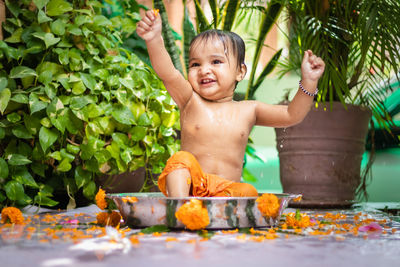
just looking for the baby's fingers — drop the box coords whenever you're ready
[145,9,158,21]
[313,57,325,69]
[137,20,152,32]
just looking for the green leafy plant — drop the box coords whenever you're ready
[0,0,179,209]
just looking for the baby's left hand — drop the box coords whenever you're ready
[301,50,325,81]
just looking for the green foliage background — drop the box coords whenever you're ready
[0,0,180,209]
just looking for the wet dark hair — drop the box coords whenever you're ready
[189,29,246,70]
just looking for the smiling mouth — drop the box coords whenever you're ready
[201,79,216,84]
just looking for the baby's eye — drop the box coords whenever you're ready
[212,59,222,64]
[189,62,200,68]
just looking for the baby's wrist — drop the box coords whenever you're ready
[300,77,318,87]
[299,79,318,96]
[146,34,163,45]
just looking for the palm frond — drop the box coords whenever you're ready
[194,0,210,32]
[153,0,183,74]
[221,0,241,31]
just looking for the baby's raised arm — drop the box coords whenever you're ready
[136,10,192,109]
[255,50,325,127]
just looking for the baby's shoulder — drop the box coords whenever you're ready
[233,99,259,110]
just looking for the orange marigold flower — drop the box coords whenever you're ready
[293,195,302,202]
[256,193,280,218]
[96,211,121,227]
[175,199,210,230]
[95,188,107,210]
[1,207,24,224]
[153,9,159,16]
[297,215,311,228]
[285,212,312,228]
[165,237,178,242]
[130,236,140,245]
[122,196,138,204]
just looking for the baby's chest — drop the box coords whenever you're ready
[182,112,251,141]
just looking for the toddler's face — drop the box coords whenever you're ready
[188,39,245,102]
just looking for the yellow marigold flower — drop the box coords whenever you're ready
[256,193,280,218]
[95,188,107,210]
[175,199,210,230]
[1,207,24,224]
[153,9,159,16]
[96,211,121,227]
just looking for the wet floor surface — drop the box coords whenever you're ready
[1,204,400,267]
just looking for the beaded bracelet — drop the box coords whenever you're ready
[299,80,318,97]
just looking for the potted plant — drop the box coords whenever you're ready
[0,0,179,210]
[276,0,400,207]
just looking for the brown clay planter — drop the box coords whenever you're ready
[275,102,371,208]
[0,0,5,41]
[97,167,160,193]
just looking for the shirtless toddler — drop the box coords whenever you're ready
[137,10,325,197]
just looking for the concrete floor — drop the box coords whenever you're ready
[1,204,399,267]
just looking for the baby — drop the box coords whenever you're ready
[137,10,325,198]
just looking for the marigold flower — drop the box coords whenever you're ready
[285,212,312,228]
[1,207,24,224]
[293,195,302,202]
[96,211,121,227]
[153,9,159,16]
[95,188,107,210]
[256,193,280,218]
[175,199,210,230]
[130,236,140,245]
[122,196,138,204]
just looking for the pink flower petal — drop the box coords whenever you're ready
[60,219,79,225]
[358,222,382,233]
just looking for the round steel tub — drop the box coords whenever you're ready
[107,192,300,229]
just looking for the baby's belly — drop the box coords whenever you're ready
[194,152,244,182]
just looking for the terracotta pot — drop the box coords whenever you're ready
[0,0,5,41]
[275,102,372,208]
[97,167,160,193]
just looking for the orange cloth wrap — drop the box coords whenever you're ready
[158,151,258,197]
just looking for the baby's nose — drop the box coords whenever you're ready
[199,64,211,74]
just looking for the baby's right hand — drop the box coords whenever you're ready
[136,9,161,42]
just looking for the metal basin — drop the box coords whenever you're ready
[107,192,300,229]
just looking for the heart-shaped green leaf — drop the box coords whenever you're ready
[10,66,37,79]
[47,0,73,17]
[33,0,50,10]
[7,154,32,165]
[0,158,9,179]
[0,88,11,114]
[5,181,25,201]
[39,126,58,152]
